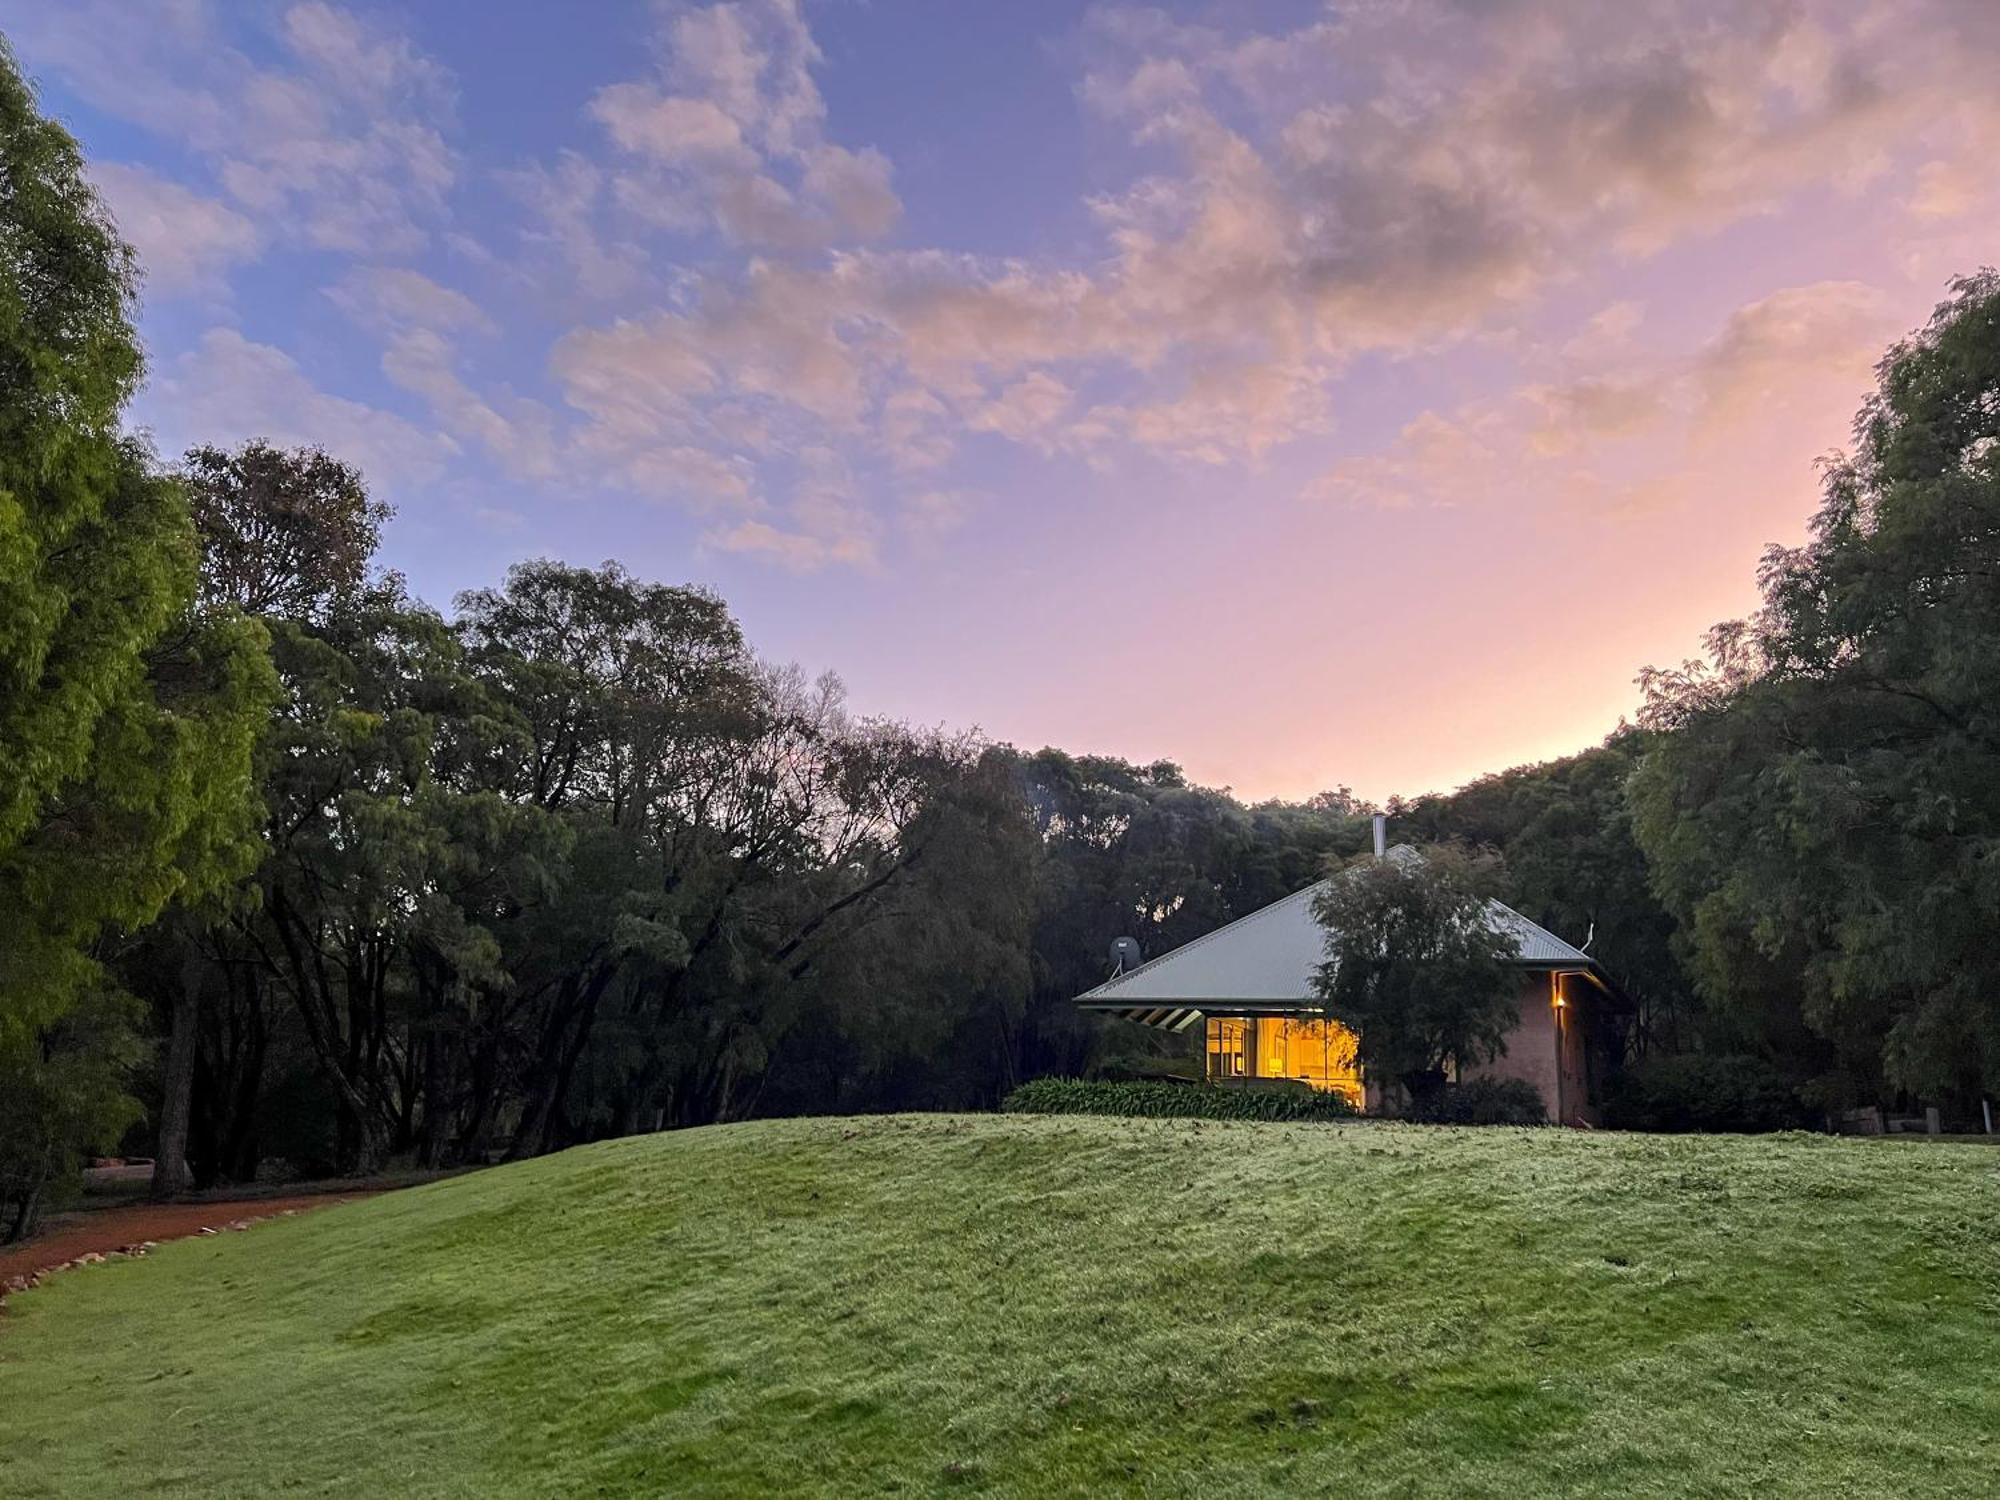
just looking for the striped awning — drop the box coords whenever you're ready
[1108,1006,1206,1032]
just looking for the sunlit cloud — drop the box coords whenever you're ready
[587,0,899,250]
[13,0,455,255]
[11,0,2000,793]
[326,268,558,477]
[151,328,459,487]
[1306,280,1898,517]
[89,163,261,298]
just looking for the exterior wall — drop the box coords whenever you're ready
[1203,969,1613,1125]
[1462,971,1599,1125]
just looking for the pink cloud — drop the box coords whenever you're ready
[90,163,260,296]
[14,0,456,254]
[704,516,874,572]
[588,0,900,250]
[150,328,457,491]
[1305,279,1897,518]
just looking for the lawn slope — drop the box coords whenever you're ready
[2,1115,1996,1498]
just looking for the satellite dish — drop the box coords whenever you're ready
[1109,936,1143,974]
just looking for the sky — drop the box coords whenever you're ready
[6,0,1998,803]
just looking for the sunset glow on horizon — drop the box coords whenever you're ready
[10,0,1997,803]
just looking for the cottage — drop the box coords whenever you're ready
[1074,842,1626,1125]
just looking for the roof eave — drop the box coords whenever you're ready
[1077,996,1314,1013]
[1077,953,1593,1003]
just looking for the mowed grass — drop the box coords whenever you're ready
[3,1116,1997,1498]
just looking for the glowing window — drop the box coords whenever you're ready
[1251,1017,1364,1106]
[1204,1017,1249,1079]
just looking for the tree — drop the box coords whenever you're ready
[1311,846,1520,1103]
[0,48,272,1234]
[144,444,386,1197]
[454,559,762,1148]
[1631,271,2000,1112]
[243,583,537,1173]
[183,442,389,621]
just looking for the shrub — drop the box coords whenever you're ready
[1406,1077,1547,1126]
[1603,1053,1808,1133]
[1002,1077,1358,1123]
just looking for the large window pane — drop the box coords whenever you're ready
[1204,1017,1248,1079]
[1251,1017,1363,1105]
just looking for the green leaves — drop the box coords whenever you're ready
[182,442,388,621]
[610,909,691,969]
[0,50,273,1228]
[1310,845,1521,1099]
[1632,272,2000,1107]
[1002,1077,1358,1122]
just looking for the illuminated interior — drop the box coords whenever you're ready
[1205,1017,1249,1079]
[1205,1016,1363,1105]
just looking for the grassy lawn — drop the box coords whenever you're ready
[2,1115,1997,1497]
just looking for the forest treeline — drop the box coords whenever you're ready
[4,49,1999,1232]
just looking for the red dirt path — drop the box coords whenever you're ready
[0,1191,379,1293]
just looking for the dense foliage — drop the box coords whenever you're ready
[182,442,389,621]
[1389,734,1690,1054]
[0,50,271,1234]
[121,539,1052,1180]
[1631,272,2000,1118]
[1002,1077,1358,1122]
[1602,1054,1810,1135]
[92,509,1393,1191]
[1311,846,1522,1102]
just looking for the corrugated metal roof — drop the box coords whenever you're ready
[1076,847,1597,1009]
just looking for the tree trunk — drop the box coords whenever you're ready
[267,889,390,1174]
[413,1031,440,1167]
[507,967,613,1160]
[150,988,200,1200]
[217,982,269,1182]
[455,1025,505,1164]
[7,1183,43,1245]
[1400,1067,1449,1115]
[535,980,609,1155]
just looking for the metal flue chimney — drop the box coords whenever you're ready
[1372,812,1387,859]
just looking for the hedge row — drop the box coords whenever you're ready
[1001,1077,1359,1123]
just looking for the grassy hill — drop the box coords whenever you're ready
[3,1115,1996,1498]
